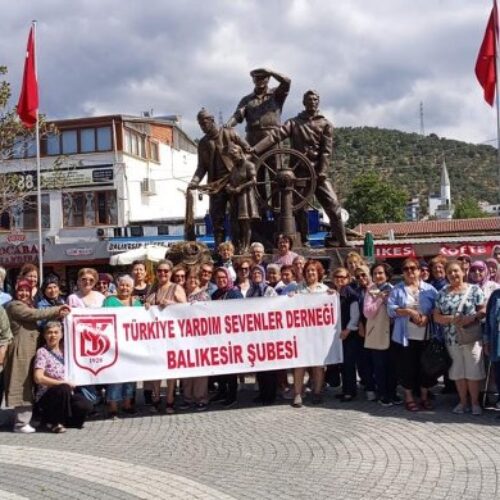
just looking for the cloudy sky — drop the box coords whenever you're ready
[3,0,498,145]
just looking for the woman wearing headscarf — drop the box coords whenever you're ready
[468,260,499,302]
[37,276,66,309]
[3,280,70,432]
[211,267,243,408]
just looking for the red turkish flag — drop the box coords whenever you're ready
[17,27,39,128]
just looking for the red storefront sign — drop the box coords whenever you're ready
[375,244,416,259]
[440,243,499,258]
[0,243,44,266]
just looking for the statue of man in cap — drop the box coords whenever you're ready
[253,90,350,247]
[188,108,251,249]
[225,68,291,146]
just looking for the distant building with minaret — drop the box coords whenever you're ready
[428,159,454,219]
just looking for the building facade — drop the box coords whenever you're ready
[0,114,207,289]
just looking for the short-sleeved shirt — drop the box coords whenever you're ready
[34,346,65,401]
[435,284,485,345]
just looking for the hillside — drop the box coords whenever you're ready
[330,127,499,209]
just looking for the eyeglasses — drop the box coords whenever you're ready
[355,273,367,279]
[156,269,171,274]
[334,275,349,280]
[80,277,95,283]
[238,267,250,271]
[403,266,418,272]
[201,269,213,274]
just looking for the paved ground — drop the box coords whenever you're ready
[0,385,500,500]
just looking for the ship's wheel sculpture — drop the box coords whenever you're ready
[254,147,316,244]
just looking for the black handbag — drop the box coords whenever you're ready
[421,320,452,380]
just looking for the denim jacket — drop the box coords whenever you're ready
[387,281,438,347]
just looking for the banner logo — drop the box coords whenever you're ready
[72,315,118,375]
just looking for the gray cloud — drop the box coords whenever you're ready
[3,0,496,144]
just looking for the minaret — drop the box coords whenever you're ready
[440,159,451,208]
[435,159,453,219]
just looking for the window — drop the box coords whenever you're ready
[62,130,78,154]
[62,190,117,227]
[47,134,60,155]
[80,129,96,153]
[124,128,159,161]
[9,194,50,230]
[150,141,159,162]
[11,137,36,158]
[45,126,113,155]
[97,127,112,151]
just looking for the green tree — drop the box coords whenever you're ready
[453,197,488,219]
[344,170,407,226]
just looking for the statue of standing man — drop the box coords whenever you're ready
[225,68,291,146]
[188,108,250,249]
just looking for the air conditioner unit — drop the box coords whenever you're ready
[140,178,156,195]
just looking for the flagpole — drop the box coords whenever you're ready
[495,1,500,199]
[32,20,43,283]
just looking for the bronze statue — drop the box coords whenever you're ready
[225,68,291,146]
[188,108,250,249]
[253,90,349,247]
[224,144,259,254]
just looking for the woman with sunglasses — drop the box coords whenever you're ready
[234,258,252,297]
[468,260,499,302]
[171,265,187,287]
[145,260,187,414]
[68,268,106,309]
[330,267,361,403]
[387,258,438,412]
[199,262,217,297]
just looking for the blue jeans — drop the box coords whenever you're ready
[106,382,136,403]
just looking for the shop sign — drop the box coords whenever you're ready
[375,244,415,259]
[0,243,44,265]
[107,240,180,253]
[65,247,94,257]
[440,243,499,258]
[6,230,26,246]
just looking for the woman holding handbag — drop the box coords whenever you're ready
[434,260,486,415]
[363,262,399,406]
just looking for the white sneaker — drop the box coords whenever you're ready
[366,391,377,402]
[14,424,36,433]
[472,405,482,416]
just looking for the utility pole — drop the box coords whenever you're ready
[419,101,425,136]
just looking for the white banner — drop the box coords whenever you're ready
[64,294,342,385]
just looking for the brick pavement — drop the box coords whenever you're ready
[0,388,499,499]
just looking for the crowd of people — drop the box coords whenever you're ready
[1,236,500,434]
